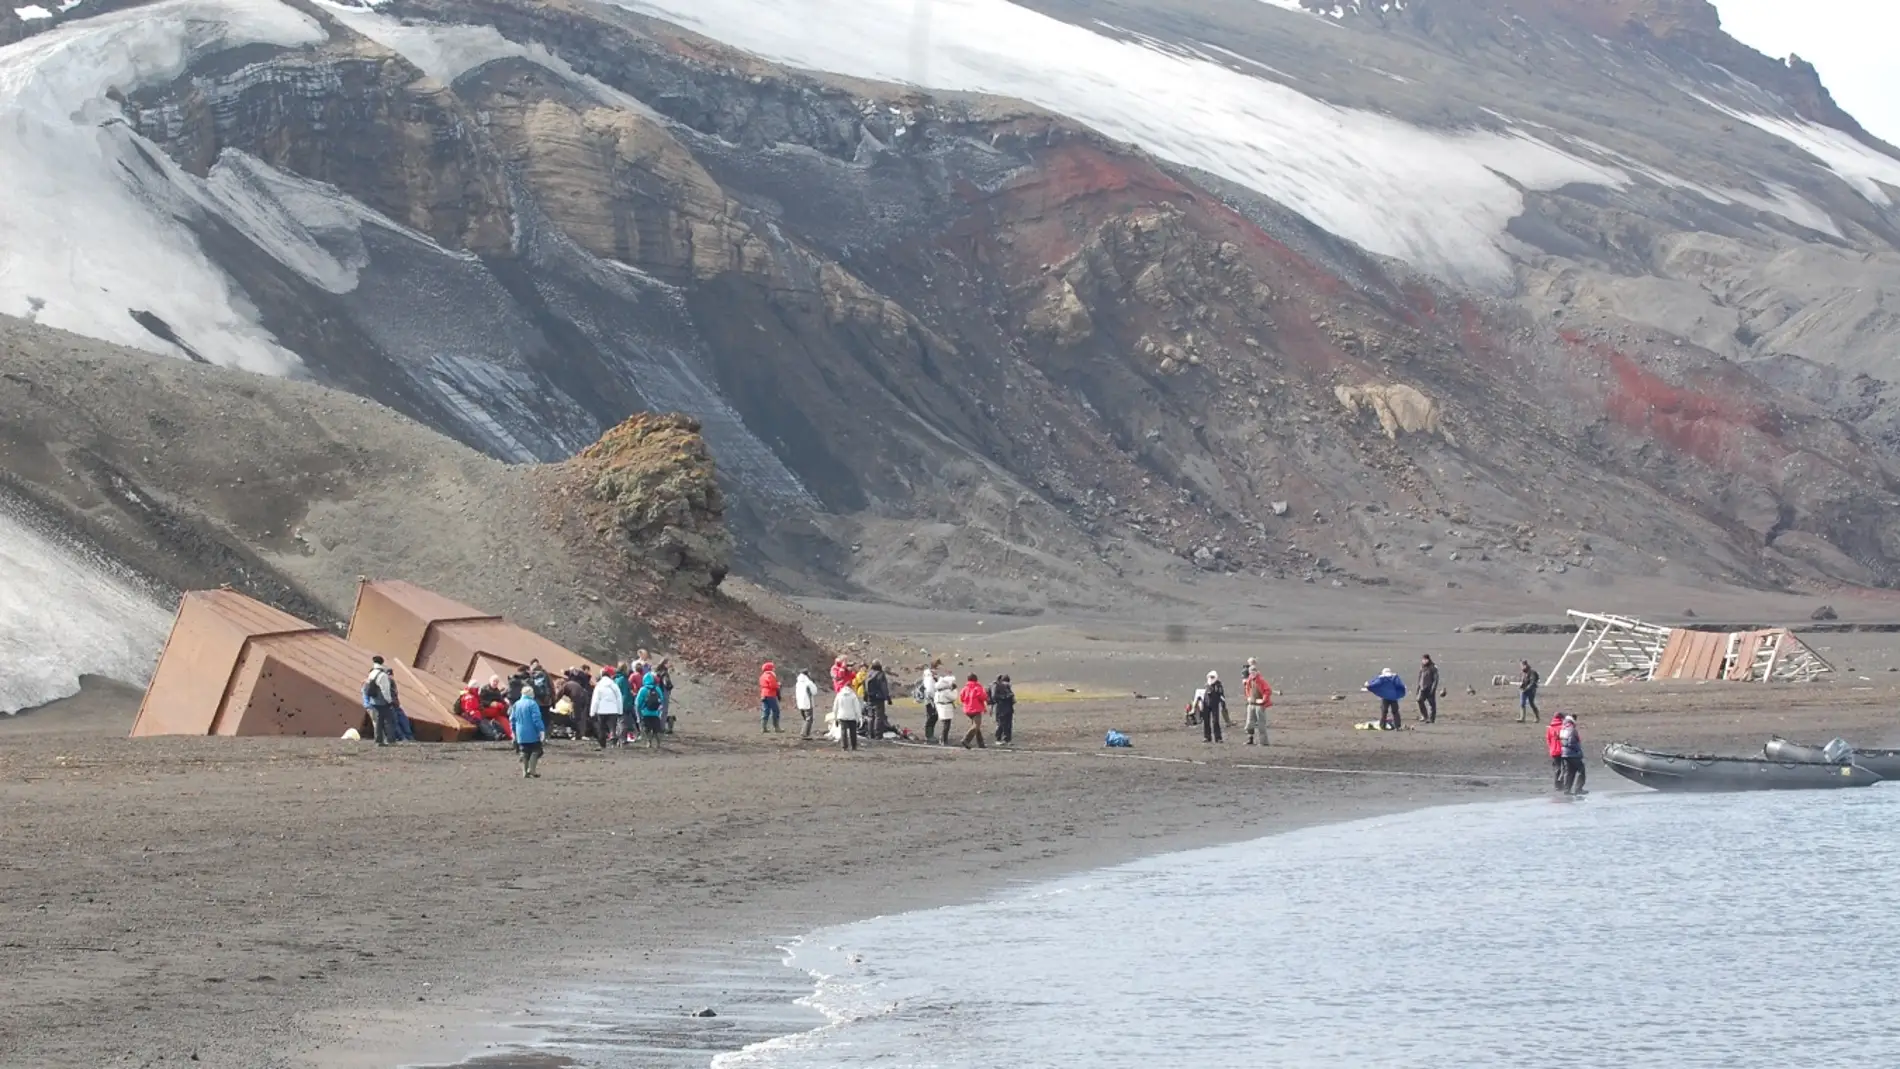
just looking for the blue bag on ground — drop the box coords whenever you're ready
[1105,730,1132,748]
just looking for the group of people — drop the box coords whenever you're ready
[1546,710,1586,794]
[758,656,1019,752]
[1183,659,1273,745]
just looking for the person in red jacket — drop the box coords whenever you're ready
[760,662,782,733]
[830,656,853,693]
[958,673,989,749]
[1546,710,1566,789]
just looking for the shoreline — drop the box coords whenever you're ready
[409,763,1522,1069]
[7,623,1900,1069]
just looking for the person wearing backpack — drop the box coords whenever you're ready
[1518,661,1541,723]
[1242,665,1273,746]
[635,670,667,750]
[864,661,892,740]
[990,674,1016,744]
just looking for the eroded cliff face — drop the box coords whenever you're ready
[6,0,1900,607]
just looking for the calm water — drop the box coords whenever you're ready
[703,787,1900,1069]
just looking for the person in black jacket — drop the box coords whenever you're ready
[1200,672,1227,743]
[1416,655,1440,725]
[864,661,892,741]
[991,675,1016,744]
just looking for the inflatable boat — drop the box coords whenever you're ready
[1602,743,1881,792]
[1764,737,1900,780]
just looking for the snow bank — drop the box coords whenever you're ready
[614,0,1621,288]
[1713,106,1900,209]
[0,505,171,715]
[0,0,326,374]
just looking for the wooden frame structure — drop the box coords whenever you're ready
[1552,610,1833,685]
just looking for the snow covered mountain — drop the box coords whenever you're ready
[3,0,1899,617]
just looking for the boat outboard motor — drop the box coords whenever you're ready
[1822,738,1856,764]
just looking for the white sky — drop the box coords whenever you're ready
[1714,0,1900,146]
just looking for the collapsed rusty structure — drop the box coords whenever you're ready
[132,580,587,740]
[1551,610,1834,685]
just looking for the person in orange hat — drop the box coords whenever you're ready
[760,662,782,733]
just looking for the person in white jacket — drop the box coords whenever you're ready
[794,670,819,740]
[588,666,624,749]
[833,685,864,751]
[931,674,959,746]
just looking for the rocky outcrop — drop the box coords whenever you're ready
[568,414,732,593]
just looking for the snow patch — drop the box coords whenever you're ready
[317,2,659,117]
[14,4,53,19]
[0,0,327,374]
[1703,101,1900,208]
[0,503,171,715]
[612,0,1623,288]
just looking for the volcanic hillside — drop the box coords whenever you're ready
[0,0,1897,615]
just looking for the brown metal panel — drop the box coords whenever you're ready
[435,619,589,677]
[229,651,364,737]
[132,591,308,737]
[347,580,496,665]
[391,662,476,742]
[1729,632,1766,681]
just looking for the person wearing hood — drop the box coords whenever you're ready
[635,670,666,750]
[1416,655,1440,725]
[1558,714,1586,794]
[864,660,892,741]
[990,674,1016,745]
[1365,668,1406,731]
[590,665,624,749]
[561,668,594,741]
[959,673,989,749]
[511,688,547,777]
[931,672,960,745]
[1545,708,1567,788]
[794,669,820,740]
[830,656,853,694]
[362,656,399,746]
[655,659,676,734]
[1199,671,1227,743]
[760,662,783,733]
[833,679,864,750]
[1241,664,1273,746]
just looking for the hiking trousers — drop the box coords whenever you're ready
[994,705,1014,743]
[761,697,781,730]
[518,742,543,777]
[1417,691,1437,723]
[923,708,939,742]
[839,720,859,750]
[1519,689,1539,721]
[595,714,620,747]
[799,707,814,739]
[962,716,986,749]
[1564,756,1586,793]
[1203,709,1223,743]
[1380,699,1401,731]
[1245,702,1268,745]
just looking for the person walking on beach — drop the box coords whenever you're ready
[511,688,546,778]
[932,672,960,745]
[760,661,783,733]
[1518,661,1541,723]
[864,661,892,741]
[1366,668,1406,731]
[833,681,863,750]
[794,668,819,740]
[1559,714,1586,794]
[990,674,1016,745]
[1545,708,1566,788]
[1416,655,1439,724]
[590,665,623,748]
[635,670,667,750]
[1242,664,1272,746]
[959,673,989,749]
[1199,671,1227,743]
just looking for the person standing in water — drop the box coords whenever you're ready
[511,688,546,778]
[1545,708,1567,788]
[1558,714,1586,794]
[1416,655,1440,725]
[1199,671,1227,743]
[1518,661,1541,723]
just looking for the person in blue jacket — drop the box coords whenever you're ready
[1365,668,1407,731]
[510,691,547,778]
[634,671,667,750]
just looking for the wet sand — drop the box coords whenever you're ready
[5,617,1898,1069]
